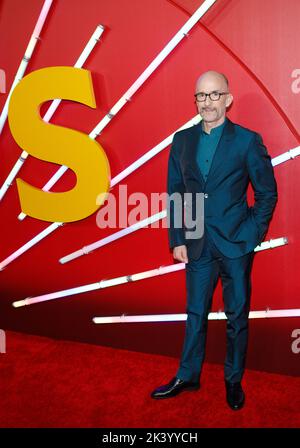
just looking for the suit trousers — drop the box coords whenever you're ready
[176,230,256,384]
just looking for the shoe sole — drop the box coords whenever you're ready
[151,385,200,399]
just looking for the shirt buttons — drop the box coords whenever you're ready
[204,193,209,198]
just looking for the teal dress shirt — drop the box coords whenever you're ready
[197,117,227,182]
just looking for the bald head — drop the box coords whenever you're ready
[195,70,229,92]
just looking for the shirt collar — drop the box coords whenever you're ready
[200,116,227,136]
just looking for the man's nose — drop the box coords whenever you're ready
[204,95,212,105]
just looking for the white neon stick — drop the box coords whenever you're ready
[271,146,300,166]
[43,25,105,122]
[59,192,287,265]
[0,24,105,202]
[59,210,167,264]
[92,308,300,324]
[89,0,217,139]
[0,0,53,135]
[254,236,288,251]
[0,222,63,271]
[12,263,185,307]
[110,115,201,187]
[18,0,217,215]
[11,237,288,307]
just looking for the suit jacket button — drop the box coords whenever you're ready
[204,193,209,198]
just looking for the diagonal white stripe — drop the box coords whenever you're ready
[92,308,300,324]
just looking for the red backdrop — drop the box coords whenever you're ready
[0,0,299,375]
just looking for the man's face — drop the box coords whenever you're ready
[195,75,232,124]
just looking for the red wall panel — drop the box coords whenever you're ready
[0,0,299,375]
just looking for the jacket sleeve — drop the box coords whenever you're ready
[246,132,278,241]
[166,132,186,249]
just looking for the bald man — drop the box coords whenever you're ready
[151,71,278,410]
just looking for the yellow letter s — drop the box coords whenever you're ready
[8,66,110,222]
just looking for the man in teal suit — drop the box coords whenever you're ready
[151,70,278,410]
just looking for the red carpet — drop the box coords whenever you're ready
[0,331,300,428]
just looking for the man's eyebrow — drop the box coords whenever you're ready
[197,90,221,93]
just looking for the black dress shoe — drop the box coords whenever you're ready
[225,381,245,410]
[151,376,200,399]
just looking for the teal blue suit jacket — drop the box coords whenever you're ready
[167,118,278,259]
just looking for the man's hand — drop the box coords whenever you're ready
[173,245,188,263]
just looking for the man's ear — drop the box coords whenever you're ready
[226,93,233,108]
